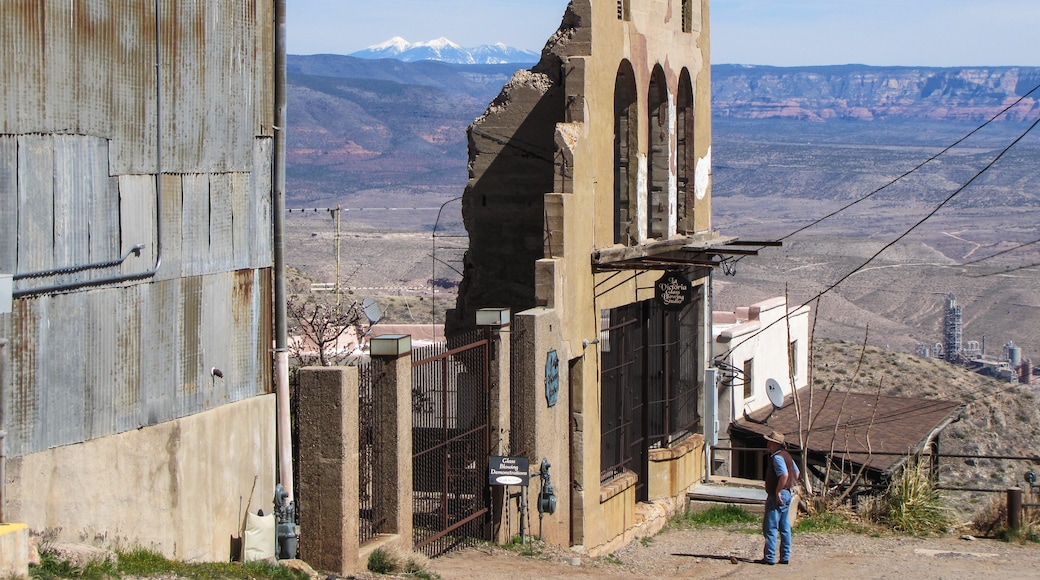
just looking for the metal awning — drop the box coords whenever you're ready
[592,234,781,272]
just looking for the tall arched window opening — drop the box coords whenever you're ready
[614,61,638,245]
[647,65,669,240]
[677,69,695,233]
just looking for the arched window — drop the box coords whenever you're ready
[677,69,695,233]
[614,61,638,245]
[647,65,669,240]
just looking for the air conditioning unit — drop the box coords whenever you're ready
[0,273,11,314]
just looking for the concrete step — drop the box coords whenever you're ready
[0,523,29,578]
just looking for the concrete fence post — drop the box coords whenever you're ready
[370,335,414,551]
[297,365,360,575]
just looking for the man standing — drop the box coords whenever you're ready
[758,431,799,565]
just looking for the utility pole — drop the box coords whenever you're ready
[287,206,342,303]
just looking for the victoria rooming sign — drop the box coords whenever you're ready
[655,270,692,311]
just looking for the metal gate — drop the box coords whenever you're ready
[411,328,492,557]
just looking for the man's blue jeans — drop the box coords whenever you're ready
[763,488,792,563]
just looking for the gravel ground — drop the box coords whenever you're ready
[420,528,1040,579]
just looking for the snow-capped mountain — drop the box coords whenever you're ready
[350,37,539,65]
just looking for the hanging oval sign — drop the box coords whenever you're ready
[656,270,692,311]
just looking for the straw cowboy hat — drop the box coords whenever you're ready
[764,431,786,445]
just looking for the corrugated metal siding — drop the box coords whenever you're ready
[1,1,265,174]
[159,174,184,280]
[118,174,158,278]
[250,138,274,268]
[17,136,55,274]
[181,174,209,278]
[210,174,234,272]
[254,1,274,137]
[5,271,270,456]
[0,136,16,272]
[0,1,275,457]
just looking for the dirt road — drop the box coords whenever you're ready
[422,528,1040,579]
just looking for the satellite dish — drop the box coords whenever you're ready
[765,378,785,409]
[362,297,382,324]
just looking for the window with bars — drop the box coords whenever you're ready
[600,292,703,499]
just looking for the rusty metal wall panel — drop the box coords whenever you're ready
[118,174,158,278]
[163,0,256,173]
[2,1,267,174]
[201,272,233,408]
[109,1,158,175]
[231,172,250,270]
[139,279,182,428]
[43,293,87,448]
[254,0,274,137]
[0,136,16,272]
[53,136,94,284]
[158,174,183,281]
[10,298,40,456]
[88,138,120,263]
[231,270,258,395]
[180,275,203,414]
[17,136,55,274]
[181,174,209,278]
[210,174,234,273]
[0,4,45,133]
[249,137,274,269]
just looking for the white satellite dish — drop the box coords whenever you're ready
[362,297,382,324]
[765,378,785,409]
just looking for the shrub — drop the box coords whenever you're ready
[367,548,399,574]
[875,459,952,535]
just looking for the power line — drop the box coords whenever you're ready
[717,113,1040,360]
[728,80,1040,263]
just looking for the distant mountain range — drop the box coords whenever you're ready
[348,37,539,65]
[285,54,1040,208]
[713,64,1040,122]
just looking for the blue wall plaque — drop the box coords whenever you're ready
[544,349,559,407]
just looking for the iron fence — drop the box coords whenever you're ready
[411,329,492,557]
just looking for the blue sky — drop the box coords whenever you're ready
[289,0,1040,67]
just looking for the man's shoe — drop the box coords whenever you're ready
[753,558,775,565]
[779,560,789,565]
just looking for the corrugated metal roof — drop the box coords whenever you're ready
[734,388,963,475]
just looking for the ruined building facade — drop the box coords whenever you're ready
[450,0,744,552]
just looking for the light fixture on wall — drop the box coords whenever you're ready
[582,338,600,350]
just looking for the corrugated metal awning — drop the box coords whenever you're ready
[592,234,781,271]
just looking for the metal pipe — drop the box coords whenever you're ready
[0,338,7,523]
[272,0,293,506]
[14,244,146,281]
